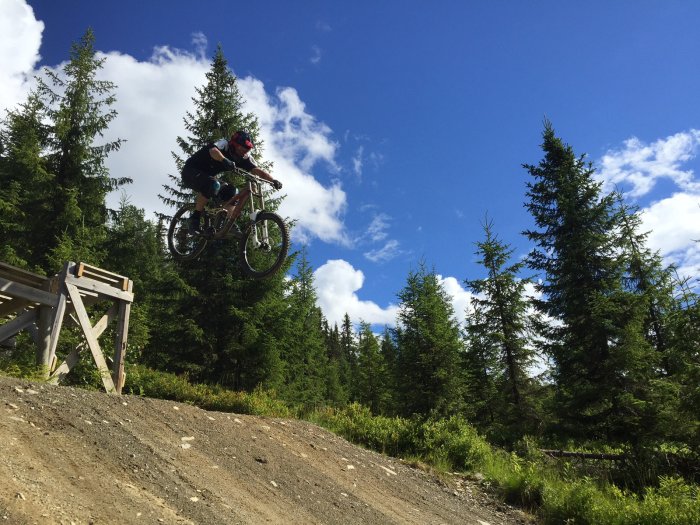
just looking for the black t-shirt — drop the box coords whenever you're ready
[183,138,257,176]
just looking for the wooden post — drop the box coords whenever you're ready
[41,263,71,376]
[112,280,133,394]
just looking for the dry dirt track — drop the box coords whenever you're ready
[0,376,533,524]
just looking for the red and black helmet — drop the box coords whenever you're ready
[230,130,254,150]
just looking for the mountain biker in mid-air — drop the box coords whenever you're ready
[180,130,282,234]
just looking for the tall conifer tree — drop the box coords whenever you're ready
[465,218,540,441]
[157,45,289,389]
[395,262,465,417]
[523,122,660,442]
[356,321,390,414]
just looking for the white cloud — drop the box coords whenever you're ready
[314,259,398,326]
[352,145,364,177]
[597,130,700,287]
[238,78,348,245]
[437,275,475,327]
[598,130,700,198]
[641,193,700,281]
[310,45,322,65]
[364,240,401,263]
[0,0,43,115]
[366,213,390,242]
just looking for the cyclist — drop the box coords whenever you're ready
[181,130,282,234]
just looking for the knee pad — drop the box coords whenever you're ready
[218,183,238,202]
[202,177,220,199]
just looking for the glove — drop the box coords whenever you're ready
[272,179,283,190]
[223,157,236,169]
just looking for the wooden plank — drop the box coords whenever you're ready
[63,274,134,303]
[0,297,31,318]
[49,306,116,385]
[0,263,48,288]
[112,280,133,394]
[0,310,37,342]
[75,262,129,291]
[65,283,116,394]
[41,263,72,372]
[0,277,59,307]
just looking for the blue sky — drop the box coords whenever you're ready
[3,0,700,329]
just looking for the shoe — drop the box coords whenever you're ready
[187,214,201,235]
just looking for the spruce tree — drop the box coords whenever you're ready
[35,28,127,271]
[379,327,400,415]
[340,313,358,400]
[277,249,328,407]
[355,321,390,414]
[157,44,290,389]
[523,122,660,443]
[395,261,466,418]
[465,218,540,441]
[323,319,350,406]
[0,93,50,269]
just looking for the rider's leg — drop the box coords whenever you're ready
[195,193,209,212]
[223,187,250,220]
[188,193,210,234]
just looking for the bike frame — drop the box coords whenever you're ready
[209,170,271,247]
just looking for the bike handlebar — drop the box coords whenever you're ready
[231,167,275,187]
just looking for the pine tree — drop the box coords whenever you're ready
[34,28,127,271]
[0,93,50,269]
[355,321,390,414]
[465,218,540,441]
[323,319,350,406]
[522,122,660,442]
[395,261,465,418]
[157,44,290,390]
[340,313,359,400]
[379,327,400,415]
[103,199,174,357]
[616,197,676,362]
[463,305,499,425]
[277,249,329,407]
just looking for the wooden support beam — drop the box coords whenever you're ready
[0,310,37,343]
[65,283,116,394]
[112,280,133,394]
[0,277,59,307]
[49,305,117,385]
[40,263,71,372]
[0,297,32,318]
[63,273,134,302]
[0,262,48,288]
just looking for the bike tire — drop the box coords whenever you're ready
[167,203,208,261]
[238,211,289,279]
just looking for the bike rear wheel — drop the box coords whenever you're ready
[167,203,208,261]
[238,211,289,279]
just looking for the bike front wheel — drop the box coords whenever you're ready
[167,203,208,261]
[238,211,289,279]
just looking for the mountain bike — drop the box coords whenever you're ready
[167,170,289,279]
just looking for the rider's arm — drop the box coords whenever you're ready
[209,147,226,162]
[251,167,274,183]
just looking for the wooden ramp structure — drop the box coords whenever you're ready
[0,261,134,394]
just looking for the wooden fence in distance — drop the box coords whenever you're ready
[0,261,134,394]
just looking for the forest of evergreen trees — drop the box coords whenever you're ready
[1,31,699,462]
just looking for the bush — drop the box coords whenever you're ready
[123,364,292,417]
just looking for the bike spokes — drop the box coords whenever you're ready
[167,204,208,261]
[239,212,289,278]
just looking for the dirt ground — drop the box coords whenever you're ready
[0,376,534,524]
